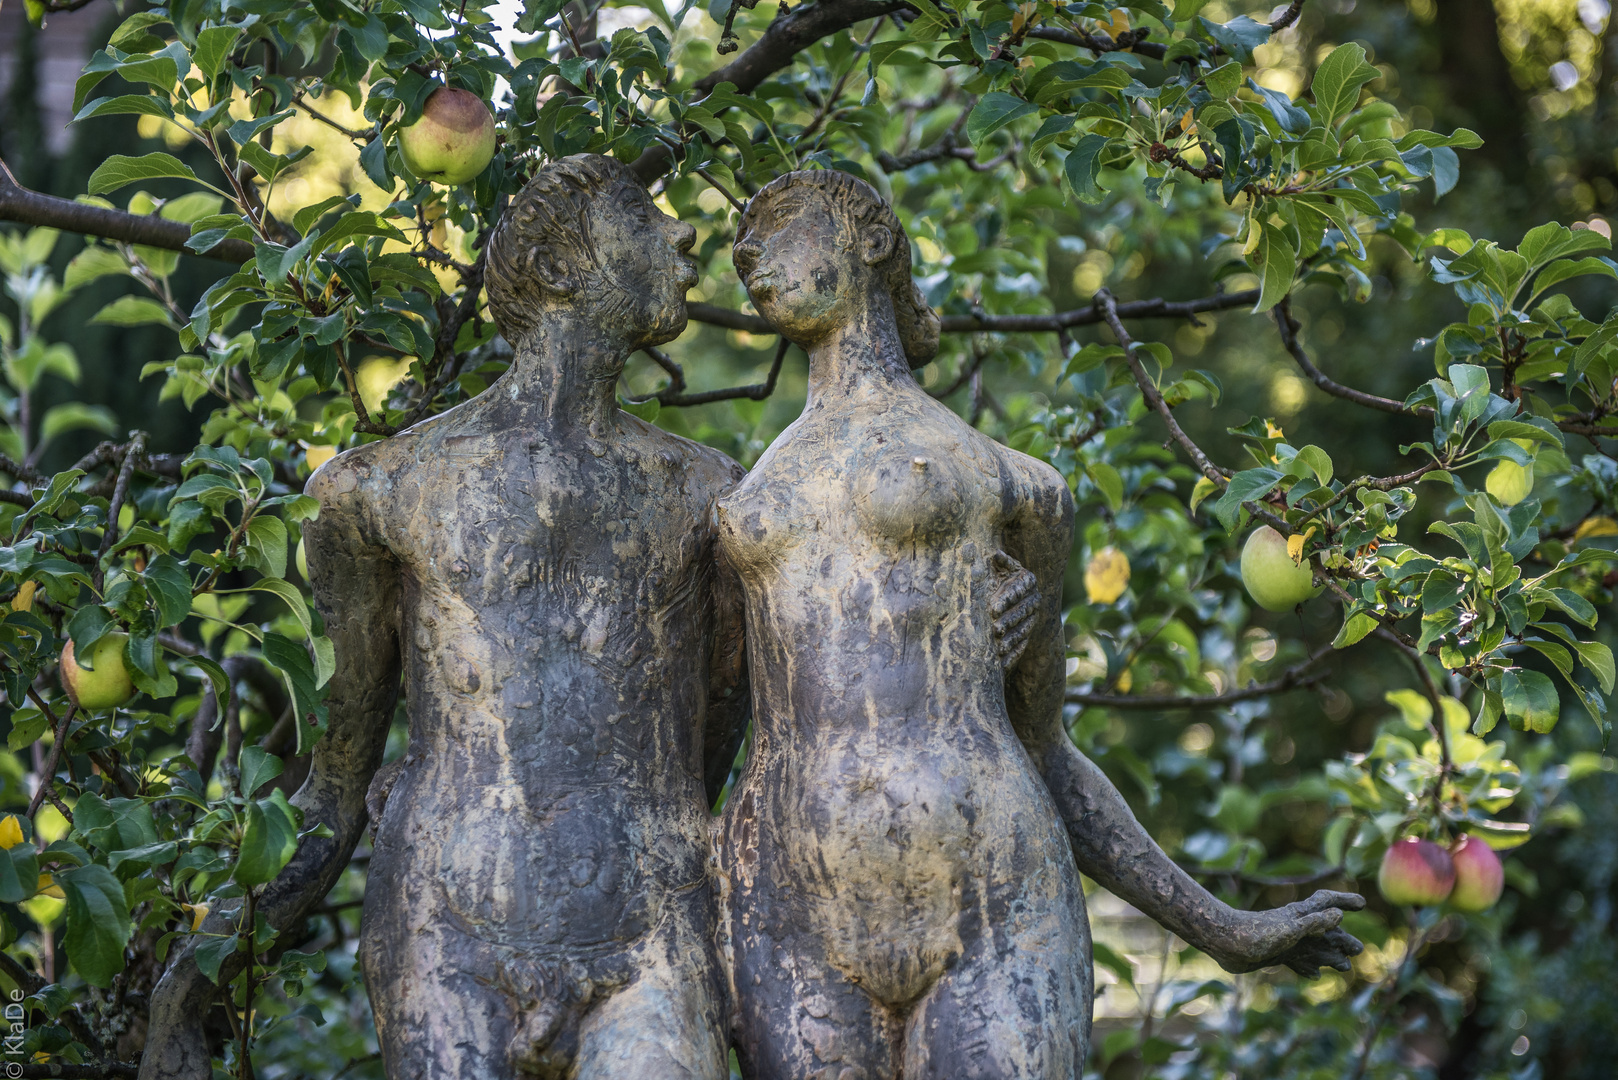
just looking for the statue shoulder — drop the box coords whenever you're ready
[994,438,1075,527]
[630,420,747,490]
[304,436,417,543]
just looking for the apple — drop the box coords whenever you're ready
[398,88,496,186]
[1378,836,1456,906]
[60,632,135,710]
[1448,835,1504,912]
[1240,525,1321,612]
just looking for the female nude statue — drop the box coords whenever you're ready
[716,169,1366,1079]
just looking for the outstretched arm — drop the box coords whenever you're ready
[1001,467,1362,978]
[140,456,404,1080]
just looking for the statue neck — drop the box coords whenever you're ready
[803,289,914,408]
[500,308,627,433]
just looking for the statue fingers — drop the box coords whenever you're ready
[990,572,1037,617]
[995,607,1040,651]
[1294,888,1367,915]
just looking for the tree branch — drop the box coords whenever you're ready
[0,158,253,263]
[1275,299,1431,418]
[1067,642,1333,709]
[629,338,790,406]
[629,0,914,184]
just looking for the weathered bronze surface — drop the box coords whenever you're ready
[142,156,750,1080]
[142,158,1363,1080]
[715,170,1365,1079]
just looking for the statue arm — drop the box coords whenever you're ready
[1001,466,1362,978]
[140,458,404,1080]
[702,521,752,808]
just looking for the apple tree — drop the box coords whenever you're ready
[0,0,1613,1076]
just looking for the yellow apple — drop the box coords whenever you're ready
[60,632,135,710]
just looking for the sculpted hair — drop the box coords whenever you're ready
[745,169,941,368]
[485,154,639,341]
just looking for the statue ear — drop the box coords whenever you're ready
[860,224,894,267]
[529,244,578,300]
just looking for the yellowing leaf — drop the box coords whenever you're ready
[1178,109,1196,136]
[36,874,64,900]
[304,444,338,471]
[0,815,23,850]
[1287,525,1317,566]
[1189,475,1220,514]
[10,581,36,613]
[1114,666,1133,693]
[183,902,210,932]
[1085,546,1131,605]
[1574,516,1618,540]
[1264,419,1285,440]
[1104,8,1130,38]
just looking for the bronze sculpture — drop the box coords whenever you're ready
[142,155,751,1080]
[716,169,1366,1079]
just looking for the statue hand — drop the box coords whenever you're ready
[989,551,1040,669]
[1212,890,1366,978]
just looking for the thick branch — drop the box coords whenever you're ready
[1068,643,1332,709]
[0,159,253,264]
[688,289,1258,338]
[630,0,912,184]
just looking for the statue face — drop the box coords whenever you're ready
[588,181,699,348]
[733,183,858,345]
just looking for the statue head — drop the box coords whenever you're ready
[732,169,940,368]
[486,154,698,350]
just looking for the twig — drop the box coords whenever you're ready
[1275,300,1430,418]
[629,338,791,406]
[25,692,77,818]
[1068,642,1334,709]
[1349,922,1429,1080]
[1377,628,1452,771]
[93,434,145,590]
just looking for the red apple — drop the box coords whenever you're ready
[398,87,496,186]
[1378,836,1455,906]
[1448,835,1504,912]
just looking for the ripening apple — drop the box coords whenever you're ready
[60,632,135,710]
[1448,835,1504,912]
[1240,525,1321,612]
[1378,836,1456,907]
[398,87,496,186]
[1486,439,1536,506]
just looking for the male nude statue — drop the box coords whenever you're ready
[141,154,751,1080]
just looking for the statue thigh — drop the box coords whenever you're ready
[733,892,1093,1080]
[361,875,730,1080]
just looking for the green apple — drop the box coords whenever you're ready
[1378,836,1456,907]
[60,632,135,710]
[1239,525,1321,613]
[1448,835,1504,912]
[398,88,496,186]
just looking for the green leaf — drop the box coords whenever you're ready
[39,402,118,445]
[1333,610,1378,649]
[192,25,241,82]
[1064,134,1110,205]
[193,934,241,985]
[1212,467,1283,531]
[245,515,289,579]
[143,553,194,627]
[966,93,1039,146]
[1087,462,1124,511]
[64,246,130,290]
[59,864,131,987]
[90,295,173,327]
[262,632,328,754]
[1501,669,1558,733]
[87,153,202,195]
[1290,444,1333,485]
[1251,223,1296,313]
[72,94,176,124]
[0,845,39,904]
[235,789,299,886]
[1313,43,1378,123]
[238,746,284,797]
